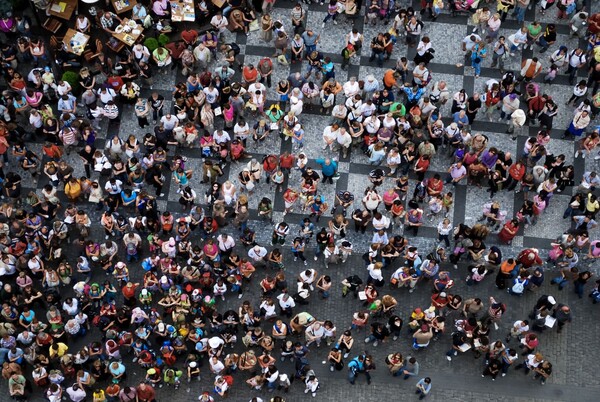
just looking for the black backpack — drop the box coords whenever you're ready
[228,42,241,55]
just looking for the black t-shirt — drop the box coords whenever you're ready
[148,94,164,109]
[79,147,96,164]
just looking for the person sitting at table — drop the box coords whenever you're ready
[75,14,91,33]
[152,0,170,18]
[222,0,244,19]
[131,3,149,23]
[100,11,123,33]
[181,28,199,47]
[197,0,210,19]
[156,18,174,34]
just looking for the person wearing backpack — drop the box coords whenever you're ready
[341,43,356,71]
[508,273,529,295]
[347,354,367,384]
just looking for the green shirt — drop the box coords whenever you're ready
[527,24,542,37]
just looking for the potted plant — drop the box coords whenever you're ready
[158,34,170,47]
[144,37,159,53]
[61,71,80,94]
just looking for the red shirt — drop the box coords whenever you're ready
[280,155,295,169]
[181,29,198,44]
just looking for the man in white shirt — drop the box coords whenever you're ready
[299,269,317,290]
[248,245,267,267]
[234,119,250,145]
[194,43,212,70]
[336,128,352,158]
[343,77,360,98]
[160,114,179,133]
[213,129,231,145]
[277,293,296,317]
[66,384,86,402]
[105,178,123,196]
[210,13,228,37]
[322,124,339,151]
[217,234,235,256]
[462,34,482,59]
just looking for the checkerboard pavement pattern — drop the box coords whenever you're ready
[5,1,600,401]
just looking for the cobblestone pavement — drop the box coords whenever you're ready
[4,0,600,402]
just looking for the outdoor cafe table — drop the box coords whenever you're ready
[170,0,195,22]
[111,0,138,15]
[63,28,90,56]
[112,18,143,46]
[48,0,77,20]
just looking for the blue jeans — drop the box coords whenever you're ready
[537,37,550,52]
[0,348,8,364]
[551,276,567,290]
[370,51,384,67]
[222,5,232,17]
[323,13,337,23]
[472,60,482,76]
[513,6,526,23]
[305,44,316,55]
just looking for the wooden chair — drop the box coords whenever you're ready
[106,40,125,54]
[42,18,63,33]
[83,39,104,63]
[49,35,62,52]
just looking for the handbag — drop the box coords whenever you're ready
[249,19,259,31]
[277,54,288,65]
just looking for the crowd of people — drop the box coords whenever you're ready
[0,0,599,401]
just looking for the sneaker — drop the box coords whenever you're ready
[502,373,506,377]
[330,365,334,372]
[365,337,371,343]
[372,341,378,347]
[305,389,310,394]
[314,256,318,261]
[393,336,398,341]
[575,151,580,158]
[294,257,298,261]
[312,393,317,397]
[321,23,325,28]
[333,20,338,25]
[304,260,308,266]
[595,153,600,160]
[447,356,452,361]
[238,293,243,299]
[481,374,485,377]
[159,193,165,197]
[344,352,349,359]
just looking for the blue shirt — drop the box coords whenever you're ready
[315,159,338,176]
